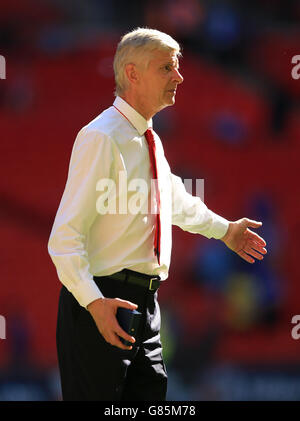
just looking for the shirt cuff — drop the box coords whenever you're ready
[70,279,104,309]
[208,211,229,239]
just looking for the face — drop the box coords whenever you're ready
[136,49,184,115]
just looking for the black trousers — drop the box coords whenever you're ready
[56,274,168,401]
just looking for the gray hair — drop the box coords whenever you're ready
[113,27,181,97]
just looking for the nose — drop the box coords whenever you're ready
[173,68,184,84]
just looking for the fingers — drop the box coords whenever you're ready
[244,218,263,229]
[244,245,264,261]
[246,229,267,246]
[91,297,138,350]
[248,240,267,255]
[103,322,135,350]
[114,321,136,345]
[238,241,267,263]
[104,318,136,351]
[110,299,137,349]
[115,298,138,311]
[227,218,267,264]
[107,332,133,351]
[237,250,255,264]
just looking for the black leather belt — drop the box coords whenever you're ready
[106,269,161,292]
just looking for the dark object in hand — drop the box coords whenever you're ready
[116,308,142,346]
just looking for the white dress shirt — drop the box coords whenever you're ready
[48,96,229,308]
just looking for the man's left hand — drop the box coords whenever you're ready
[221,218,267,263]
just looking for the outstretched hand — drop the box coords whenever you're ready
[221,218,267,263]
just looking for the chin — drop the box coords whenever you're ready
[159,97,175,111]
[166,96,176,106]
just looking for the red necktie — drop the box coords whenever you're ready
[144,128,161,265]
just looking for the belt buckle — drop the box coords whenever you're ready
[149,278,157,291]
[149,278,155,291]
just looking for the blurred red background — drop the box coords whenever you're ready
[0,0,300,401]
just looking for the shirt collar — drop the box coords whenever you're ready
[113,96,152,136]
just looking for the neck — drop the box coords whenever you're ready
[121,92,158,121]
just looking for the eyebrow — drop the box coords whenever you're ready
[161,60,179,68]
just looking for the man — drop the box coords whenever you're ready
[48,28,267,401]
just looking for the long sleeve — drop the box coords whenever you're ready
[48,128,115,308]
[170,173,229,239]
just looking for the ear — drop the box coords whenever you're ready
[124,63,140,86]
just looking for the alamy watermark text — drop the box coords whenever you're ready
[0,315,6,339]
[291,55,300,80]
[0,55,6,79]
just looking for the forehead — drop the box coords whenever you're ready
[149,49,179,65]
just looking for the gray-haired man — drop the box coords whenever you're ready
[48,28,267,401]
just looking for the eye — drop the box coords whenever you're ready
[164,65,172,72]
